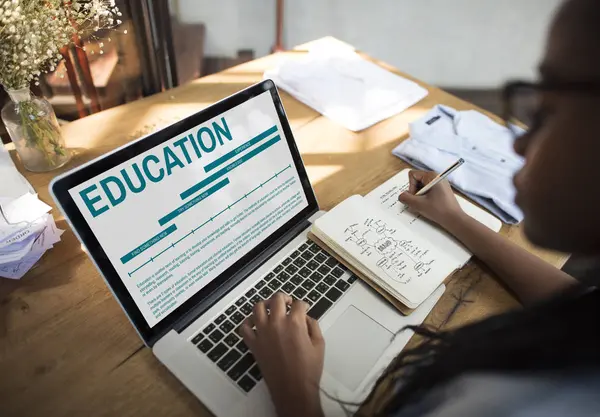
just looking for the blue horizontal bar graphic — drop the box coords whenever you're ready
[204,125,278,173]
[120,224,178,265]
[180,135,282,200]
[159,178,230,226]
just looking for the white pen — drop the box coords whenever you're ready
[415,158,465,196]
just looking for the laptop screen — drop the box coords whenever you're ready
[67,90,310,328]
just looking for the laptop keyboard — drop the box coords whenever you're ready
[188,240,357,394]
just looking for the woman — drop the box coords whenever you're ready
[239,0,600,415]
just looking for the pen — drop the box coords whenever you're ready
[415,158,465,196]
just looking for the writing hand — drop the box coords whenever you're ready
[240,293,325,417]
[398,170,465,228]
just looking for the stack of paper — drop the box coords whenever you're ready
[0,144,63,279]
[264,44,428,131]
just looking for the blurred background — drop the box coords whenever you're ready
[0,0,562,137]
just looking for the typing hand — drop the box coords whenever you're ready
[240,293,325,417]
[398,170,464,228]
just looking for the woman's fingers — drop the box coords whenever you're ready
[264,292,293,320]
[240,315,257,345]
[306,317,324,347]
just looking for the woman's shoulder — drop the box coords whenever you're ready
[394,370,600,417]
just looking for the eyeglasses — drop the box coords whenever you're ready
[501,80,600,139]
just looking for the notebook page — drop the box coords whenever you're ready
[365,169,502,269]
[313,195,456,307]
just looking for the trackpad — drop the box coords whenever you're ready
[324,306,393,391]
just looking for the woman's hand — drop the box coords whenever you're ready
[398,170,465,228]
[240,293,325,417]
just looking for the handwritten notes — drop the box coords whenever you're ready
[344,217,435,284]
[313,195,456,307]
[365,169,502,269]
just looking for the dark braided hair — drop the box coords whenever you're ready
[359,285,600,416]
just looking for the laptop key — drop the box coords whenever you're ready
[227,353,255,381]
[301,280,315,291]
[207,343,228,362]
[326,287,343,302]
[285,264,298,275]
[217,349,242,372]
[209,329,225,343]
[348,274,358,284]
[324,275,336,286]
[249,294,262,306]
[299,243,309,252]
[325,258,338,268]
[231,311,245,325]
[240,303,253,315]
[203,323,216,335]
[315,252,327,263]
[282,257,292,266]
[335,280,350,292]
[191,333,204,344]
[197,339,214,353]
[259,287,273,299]
[268,278,282,291]
[307,290,321,303]
[264,272,275,281]
[224,333,240,347]
[316,283,329,293]
[318,265,331,275]
[309,271,323,283]
[307,297,333,320]
[277,271,290,282]
[255,280,266,289]
[235,297,247,307]
[238,375,257,393]
[298,267,311,278]
[290,274,303,285]
[245,288,257,298]
[281,282,295,294]
[293,287,308,299]
[225,305,236,315]
[307,260,320,270]
[331,267,344,278]
[273,265,284,274]
[301,251,313,261]
[292,258,305,268]
[249,364,262,381]
[303,297,314,306]
[236,340,248,354]
[215,314,227,325]
[290,250,301,259]
[309,243,320,253]
[219,320,235,334]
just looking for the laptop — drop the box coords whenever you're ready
[50,80,444,417]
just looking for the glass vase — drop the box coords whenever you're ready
[1,88,70,172]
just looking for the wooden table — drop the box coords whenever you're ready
[0,37,568,417]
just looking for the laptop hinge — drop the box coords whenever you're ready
[172,213,315,334]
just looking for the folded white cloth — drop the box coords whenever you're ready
[392,105,525,224]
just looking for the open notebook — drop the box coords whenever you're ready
[309,169,502,313]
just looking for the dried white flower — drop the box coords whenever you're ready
[0,0,124,89]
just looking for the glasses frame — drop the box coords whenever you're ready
[502,80,600,138]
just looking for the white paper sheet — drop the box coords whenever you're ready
[0,143,34,200]
[0,214,49,249]
[0,215,63,279]
[265,49,428,131]
[0,193,52,224]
